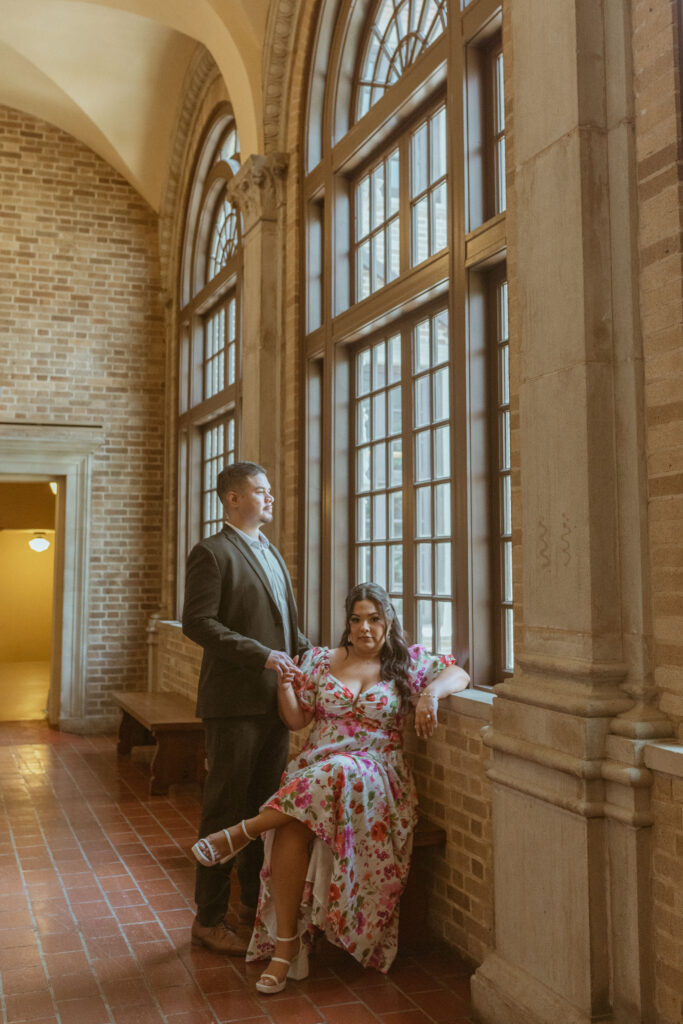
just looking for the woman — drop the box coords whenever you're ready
[191,582,469,993]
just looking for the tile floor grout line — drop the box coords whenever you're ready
[50,737,226,1024]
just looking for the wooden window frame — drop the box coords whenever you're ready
[301,0,509,684]
[176,110,243,612]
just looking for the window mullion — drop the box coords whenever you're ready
[400,323,415,643]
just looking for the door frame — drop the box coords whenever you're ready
[0,423,103,731]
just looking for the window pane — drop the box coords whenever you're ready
[500,408,510,471]
[388,218,400,280]
[372,164,385,228]
[433,309,449,364]
[373,442,387,489]
[358,175,370,238]
[373,545,387,589]
[373,342,387,389]
[417,543,432,594]
[501,473,511,534]
[435,600,452,653]
[357,447,371,492]
[388,149,400,214]
[374,493,387,539]
[388,334,401,382]
[389,544,403,590]
[434,481,450,536]
[431,181,448,253]
[505,608,514,672]
[417,600,433,649]
[358,544,371,582]
[434,424,450,478]
[357,496,371,541]
[389,490,403,538]
[414,375,431,427]
[358,239,371,300]
[372,232,386,290]
[433,366,449,422]
[373,391,386,438]
[415,429,431,482]
[388,385,401,435]
[411,123,428,197]
[503,540,513,602]
[435,541,451,595]
[357,397,371,444]
[389,438,403,485]
[357,349,371,396]
[415,319,431,371]
[356,0,448,119]
[431,106,447,182]
[416,486,431,537]
[412,196,430,265]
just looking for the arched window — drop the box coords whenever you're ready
[176,109,242,602]
[303,0,510,682]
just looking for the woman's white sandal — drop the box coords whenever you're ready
[255,934,309,994]
[191,820,255,867]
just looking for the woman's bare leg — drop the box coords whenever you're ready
[258,819,312,989]
[200,807,291,860]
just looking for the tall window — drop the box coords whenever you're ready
[304,1,510,680]
[177,110,242,602]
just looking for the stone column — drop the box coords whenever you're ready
[471,2,673,1023]
[227,153,289,539]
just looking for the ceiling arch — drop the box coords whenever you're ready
[0,0,270,210]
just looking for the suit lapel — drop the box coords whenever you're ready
[221,525,282,619]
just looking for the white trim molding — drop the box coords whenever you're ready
[0,422,104,732]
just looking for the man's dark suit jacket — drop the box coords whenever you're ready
[182,524,310,719]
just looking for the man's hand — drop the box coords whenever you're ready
[265,650,300,680]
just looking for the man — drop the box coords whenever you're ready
[182,461,310,955]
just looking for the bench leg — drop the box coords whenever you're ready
[150,731,205,796]
[117,711,154,756]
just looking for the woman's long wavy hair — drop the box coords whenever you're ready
[339,582,412,705]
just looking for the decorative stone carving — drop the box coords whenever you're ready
[263,0,299,153]
[226,153,289,233]
[158,46,221,294]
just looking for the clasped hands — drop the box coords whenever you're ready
[265,650,302,688]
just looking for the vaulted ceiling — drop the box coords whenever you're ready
[0,0,271,210]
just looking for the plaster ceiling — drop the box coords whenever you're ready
[0,0,271,210]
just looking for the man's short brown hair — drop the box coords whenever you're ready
[216,461,267,502]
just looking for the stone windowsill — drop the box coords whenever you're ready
[643,741,683,779]
[446,688,494,721]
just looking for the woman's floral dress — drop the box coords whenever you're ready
[246,644,456,973]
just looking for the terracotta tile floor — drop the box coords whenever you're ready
[0,722,473,1024]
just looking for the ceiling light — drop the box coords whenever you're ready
[29,533,50,553]
[49,482,58,495]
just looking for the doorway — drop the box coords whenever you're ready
[0,481,57,719]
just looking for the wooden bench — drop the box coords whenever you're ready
[112,690,206,796]
[399,813,447,949]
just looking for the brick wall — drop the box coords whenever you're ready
[650,772,683,1024]
[153,620,201,702]
[406,699,494,965]
[632,1,683,1018]
[0,105,165,718]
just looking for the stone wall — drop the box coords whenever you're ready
[152,620,202,702]
[632,2,683,1018]
[0,105,164,719]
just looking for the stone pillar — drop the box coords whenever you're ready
[227,153,289,539]
[470,2,673,1023]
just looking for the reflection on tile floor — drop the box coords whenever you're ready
[0,722,473,1023]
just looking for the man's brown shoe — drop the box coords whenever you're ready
[191,918,249,955]
[237,902,256,926]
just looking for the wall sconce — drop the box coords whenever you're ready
[28,532,50,553]
[49,482,58,495]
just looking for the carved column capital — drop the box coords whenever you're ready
[227,152,289,233]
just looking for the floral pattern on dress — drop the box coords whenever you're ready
[246,644,456,973]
